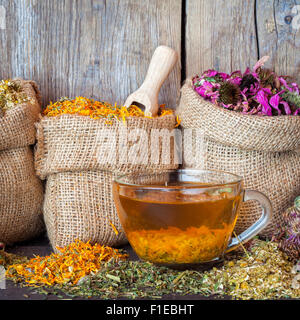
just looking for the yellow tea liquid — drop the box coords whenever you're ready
[117,186,242,264]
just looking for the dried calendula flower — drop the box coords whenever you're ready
[109,221,119,236]
[0,79,30,113]
[6,240,128,287]
[43,97,175,122]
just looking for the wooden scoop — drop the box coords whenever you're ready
[124,45,178,117]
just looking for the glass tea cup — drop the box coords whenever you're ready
[113,169,272,267]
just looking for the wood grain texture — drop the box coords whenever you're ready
[1,0,300,108]
[185,0,258,77]
[0,0,181,108]
[256,0,300,83]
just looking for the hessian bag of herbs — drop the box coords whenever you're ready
[35,106,178,252]
[0,79,44,245]
[177,78,300,237]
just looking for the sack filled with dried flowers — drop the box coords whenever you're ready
[35,97,178,252]
[177,57,300,237]
[0,79,44,245]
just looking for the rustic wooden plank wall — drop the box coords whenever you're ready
[185,0,258,79]
[0,0,299,107]
[0,0,182,107]
[185,0,300,84]
[256,0,300,82]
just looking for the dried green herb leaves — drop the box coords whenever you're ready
[43,240,300,300]
[57,260,214,299]
[208,240,300,299]
[0,250,28,267]
[6,240,300,300]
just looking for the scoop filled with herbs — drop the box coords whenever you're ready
[43,97,176,123]
[192,56,300,116]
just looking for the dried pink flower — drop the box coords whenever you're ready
[192,56,300,117]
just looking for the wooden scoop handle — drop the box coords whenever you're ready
[125,46,178,117]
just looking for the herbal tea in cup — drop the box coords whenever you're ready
[113,169,272,266]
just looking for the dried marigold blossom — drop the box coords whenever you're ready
[6,240,128,287]
[43,97,175,122]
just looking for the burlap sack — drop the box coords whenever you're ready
[36,114,178,250]
[35,114,177,179]
[0,79,41,151]
[44,170,127,252]
[177,79,300,237]
[0,147,44,244]
[0,79,44,245]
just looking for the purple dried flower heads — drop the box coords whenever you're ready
[192,56,300,116]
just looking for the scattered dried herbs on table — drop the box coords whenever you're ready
[4,239,300,300]
[57,240,300,300]
[208,240,300,299]
[58,259,214,299]
[0,79,30,114]
[6,240,128,287]
[0,250,28,267]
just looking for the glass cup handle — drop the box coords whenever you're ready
[226,190,273,253]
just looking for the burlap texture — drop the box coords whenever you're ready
[0,79,41,151]
[44,170,127,252]
[37,114,178,250]
[178,79,300,237]
[35,114,177,179]
[0,147,44,244]
[183,137,300,236]
[177,79,300,153]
